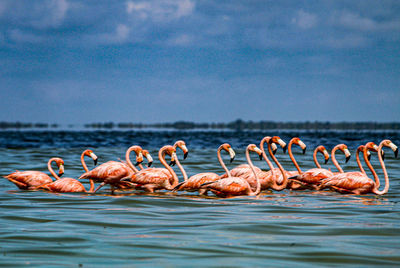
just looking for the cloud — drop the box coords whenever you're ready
[334,10,400,32]
[292,10,318,29]
[9,29,44,43]
[126,0,195,21]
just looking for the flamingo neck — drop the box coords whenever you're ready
[288,139,302,174]
[331,145,344,173]
[260,138,275,175]
[373,143,389,195]
[159,147,179,187]
[268,141,287,190]
[138,164,145,170]
[47,158,61,180]
[218,146,231,178]
[125,148,139,173]
[175,157,188,181]
[356,146,366,175]
[246,148,261,196]
[313,148,321,168]
[81,151,94,192]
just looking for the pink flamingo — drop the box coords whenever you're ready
[79,146,144,193]
[173,143,236,195]
[318,140,397,195]
[134,140,189,188]
[219,141,278,180]
[287,145,334,189]
[137,150,154,170]
[125,145,180,193]
[4,158,64,190]
[200,144,263,197]
[35,149,98,193]
[331,144,352,173]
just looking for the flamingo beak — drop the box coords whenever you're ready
[298,141,307,154]
[271,143,278,155]
[228,148,235,163]
[345,155,351,163]
[395,148,398,158]
[367,152,371,161]
[169,160,176,166]
[302,148,306,154]
[381,150,385,161]
[183,152,188,160]
[90,152,98,166]
[58,164,64,176]
[145,154,153,168]
[324,158,329,164]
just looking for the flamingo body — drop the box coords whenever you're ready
[37,178,86,193]
[203,177,253,197]
[79,161,134,185]
[175,172,220,192]
[319,172,375,194]
[295,168,334,185]
[4,171,53,190]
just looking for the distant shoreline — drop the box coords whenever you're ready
[1,120,399,131]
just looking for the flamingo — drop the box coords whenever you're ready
[137,150,154,170]
[173,143,236,195]
[79,146,144,193]
[318,140,398,195]
[200,144,263,197]
[3,158,64,190]
[331,144,351,173]
[287,145,334,189]
[285,137,310,190]
[219,141,278,180]
[124,145,180,193]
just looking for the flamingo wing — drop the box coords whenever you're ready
[38,178,86,193]
[4,171,53,189]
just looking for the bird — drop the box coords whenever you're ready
[34,149,99,193]
[136,150,154,170]
[331,144,352,173]
[318,140,397,195]
[200,144,263,197]
[78,145,144,193]
[287,145,334,189]
[218,136,281,191]
[285,137,309,190]
[3,157,64,190]
[124,145,180,193]
[173,143,236,195]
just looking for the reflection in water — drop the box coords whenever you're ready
[0,130,399,266]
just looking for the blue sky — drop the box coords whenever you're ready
[0,0,399,124]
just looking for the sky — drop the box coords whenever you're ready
[0,0,399,124]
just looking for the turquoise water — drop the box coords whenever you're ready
[1,131,399,267]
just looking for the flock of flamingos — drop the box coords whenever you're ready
[3,136,398,197]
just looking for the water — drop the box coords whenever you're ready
[1,130,400,267]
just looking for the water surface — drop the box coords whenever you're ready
[1,130,399,267]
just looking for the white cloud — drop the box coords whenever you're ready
[334,10,400,32]
[126,0,195,21]
[9,29,44,43]
[292,10,318,29]
[28,0,69,29]
[166,34,193,46]
[92,24,131,44]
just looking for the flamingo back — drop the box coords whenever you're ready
[4,171,53,189]
[38,178,86,192]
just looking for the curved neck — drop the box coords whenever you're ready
[372,143,389,195]
[260,138,275,175]
[268,141,287,190]
[288,139,302,174]
[363,145,379,187]
[246,148,261,196]
[331,145,344,173]
[356,146,366,175]
[159,147,179,187]
[313,148,321,168]
[125,148,139,173]
[138,164,145,170]
[81,151,94,192]
[218,146,231,178]
[175,157,188,181]
[47,158,61,180]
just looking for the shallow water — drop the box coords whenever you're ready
[1,130,400,267]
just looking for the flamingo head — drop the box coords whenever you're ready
[174,140,189,160]
[221,143,236,163]
[316,145,330,164]
[270,136,287,153]
[364,142,384,161]
[162,145,176,166]
[337,144,351,163]
[84,149,98,166]
[248,144,263,160]
[380,140,398,158]
[291,137,307,154]
[142,150,153,167]
[260,136,277,154]
[54,158,65,176]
